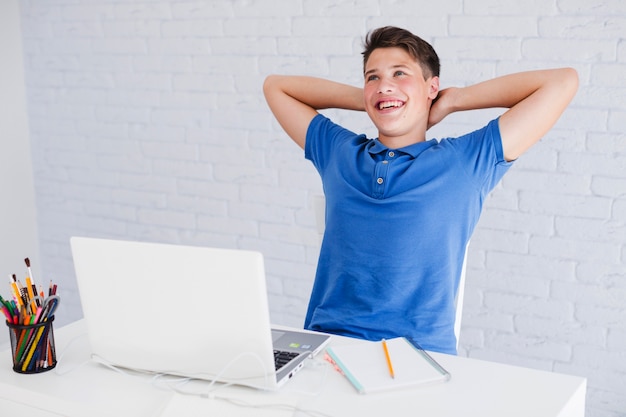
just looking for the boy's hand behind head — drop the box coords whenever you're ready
[427,87,458,130]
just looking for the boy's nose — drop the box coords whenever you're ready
[377,78,394,94]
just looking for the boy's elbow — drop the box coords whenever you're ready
[562,67,579,95]
[564,67,579,84]
[263,75,276,94]
[263,75,285,103]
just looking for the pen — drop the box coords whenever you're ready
[382,339,395,379]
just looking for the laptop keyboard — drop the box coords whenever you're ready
[274,350,299,371]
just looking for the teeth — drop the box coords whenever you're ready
[378,100,403,110]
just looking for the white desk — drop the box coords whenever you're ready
[0,320,586,417]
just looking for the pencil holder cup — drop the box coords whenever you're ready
[6,316,57,374]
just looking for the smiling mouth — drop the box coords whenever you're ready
[377,100,404,110]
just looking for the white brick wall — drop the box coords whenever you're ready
[17,1,625,416]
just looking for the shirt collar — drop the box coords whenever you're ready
[367,138,438,158]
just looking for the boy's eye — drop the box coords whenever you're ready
[367,74,379,82]
[394,70,405,77]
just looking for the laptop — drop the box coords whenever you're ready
[70,236,330,390]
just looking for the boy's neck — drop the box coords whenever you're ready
[378,133,427,149]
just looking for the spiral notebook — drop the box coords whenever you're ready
[325,337,450,394]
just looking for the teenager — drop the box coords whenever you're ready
[263,26,578,354]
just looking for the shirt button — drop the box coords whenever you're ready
[377,177,384,184]
[382,160,389,164]
[388,151,395,157]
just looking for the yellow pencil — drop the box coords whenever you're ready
[382,339,395,379]
[25,277,37,314]
[10,275,23,308]
[21,324,46,372]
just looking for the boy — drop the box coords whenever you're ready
[263,26,578,354]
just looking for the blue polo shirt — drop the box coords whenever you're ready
[303,114,512,354]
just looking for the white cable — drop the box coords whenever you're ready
[52,332,92,376]
[279,356,330,398]
[56,338,336,417]
[202,350,270,394]
[86,349,273,394]
[210,395,338,417]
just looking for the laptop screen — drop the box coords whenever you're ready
[71,237,282,389]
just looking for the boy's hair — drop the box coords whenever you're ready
[362,26,440,80]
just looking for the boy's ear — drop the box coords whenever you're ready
[428,76,440,99]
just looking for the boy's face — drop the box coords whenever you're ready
[363,47,439,146]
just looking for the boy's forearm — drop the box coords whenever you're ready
[450,68,577,113]
[263,75,365,149]
[265,75,364,111]
[444,68,578,161]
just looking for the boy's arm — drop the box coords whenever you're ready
[429,68,579,161]
[263,75,364,149]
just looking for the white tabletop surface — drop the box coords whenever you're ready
[0,320,586,417]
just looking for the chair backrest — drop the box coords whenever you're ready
[311,194,466,349]
[455,244,468,346]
